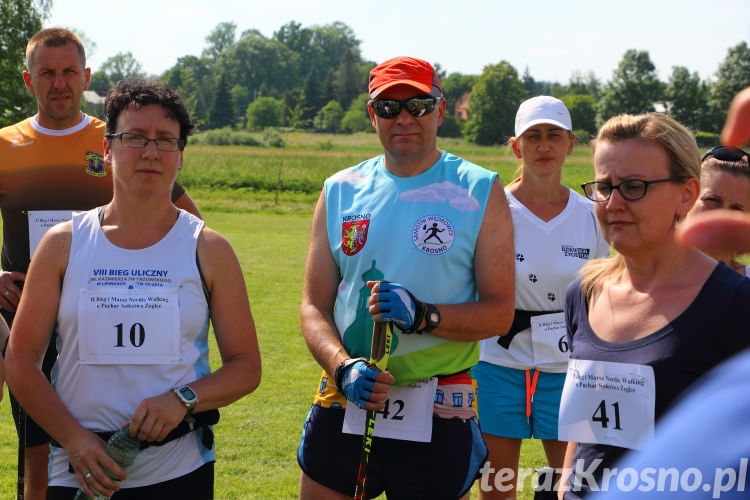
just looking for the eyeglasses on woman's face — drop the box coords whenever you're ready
[581,177,685,202]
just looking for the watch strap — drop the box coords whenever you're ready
[419,303,440,333]
[334,357,367,390]
[173,385,198,411]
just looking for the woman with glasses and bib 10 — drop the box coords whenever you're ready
[558,113,750,499]
[6,80,261,500]
[475,96,609,500]
[687,145,750,276]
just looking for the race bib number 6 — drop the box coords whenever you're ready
[530,312,569,365]
[77,288,181,364]
[558,359,655,450]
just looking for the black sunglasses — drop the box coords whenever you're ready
[368,96,442,119]
[701,146,750,162]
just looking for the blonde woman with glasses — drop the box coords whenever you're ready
[558,113,750,499]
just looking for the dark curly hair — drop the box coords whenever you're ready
[105,79,193,149]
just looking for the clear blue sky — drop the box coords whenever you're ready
[47,0,750,84]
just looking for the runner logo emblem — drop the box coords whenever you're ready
[412,215,454,255]
[342,219,370,256]
[85,151,106,177]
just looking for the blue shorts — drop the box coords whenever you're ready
[297,404,488,500]
[474,361,566,440]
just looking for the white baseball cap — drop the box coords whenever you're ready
[514,96,572,137]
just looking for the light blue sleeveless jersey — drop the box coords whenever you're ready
[325,151,497,386]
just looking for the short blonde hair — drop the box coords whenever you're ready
[25,28,86,71]
[580,113,700,301]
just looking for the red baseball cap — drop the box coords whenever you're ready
[368,57,443,99]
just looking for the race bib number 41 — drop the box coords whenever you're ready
[77,288,181,365]
[558,359,655,450]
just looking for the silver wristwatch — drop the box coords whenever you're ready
[173,385,198,411]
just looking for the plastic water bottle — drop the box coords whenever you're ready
[73,430,140,499]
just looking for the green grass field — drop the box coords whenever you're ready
[0,132,598,499]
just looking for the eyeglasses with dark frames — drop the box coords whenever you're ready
[106,132,184,152]
[368,96,442,119]
[581,177,686,202]
[701,145,750,163]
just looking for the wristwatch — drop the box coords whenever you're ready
[173,385,198,411]
[420,303,441,333]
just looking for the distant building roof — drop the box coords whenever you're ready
[83,90,106,104]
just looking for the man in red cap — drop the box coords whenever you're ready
[297,56,515,499]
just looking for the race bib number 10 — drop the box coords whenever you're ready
[78,288,181,364]
[558,359,655,450]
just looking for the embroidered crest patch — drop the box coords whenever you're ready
[342,219,370,256]
[85,151,106,177]
[412,215,454,255]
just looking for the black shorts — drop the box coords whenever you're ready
[297,404,488,500]
[45,461,214,499]
[7,326,57,448]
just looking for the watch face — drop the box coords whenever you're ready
[429,312,439,323]
[179,386,197,400]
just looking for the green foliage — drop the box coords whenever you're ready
[438,114,463,138]
[597,49,664,123]
[230,84,250,126]
[162,55,212,128]
[202,22,236,60]
[100,51,144,84]
[208,72,234,129]
[561,94,597,134]
[568,71,601,100]
[0,0,43,126]
[695,131,720,148]
[708,42,750,133]
[88,70,112,92]
[190,127,261,146]
[246,96,282,130]
[332,49,360,110]
[573,129,593,145]
[281,88,309,129]
[665,66,708,132]
[340,93,370,132]
[441,72,476,115]
[316,139,333,150]
[218,30,300,101]
[314,100,344,132]
[464,61,527,145]
[302,66,325,120]
[262,127,286,148]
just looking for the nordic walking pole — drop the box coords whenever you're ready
[353,320,392,500]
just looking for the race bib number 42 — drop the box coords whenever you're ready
[342,377,437,442]
[77,288,181,365]
[558,359,655,450]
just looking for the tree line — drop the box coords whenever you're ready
[3,3,750,146]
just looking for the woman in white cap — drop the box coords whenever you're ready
[476,96,609,499]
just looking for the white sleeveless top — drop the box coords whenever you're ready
[479,188,609,372]
[49,208,214,488]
